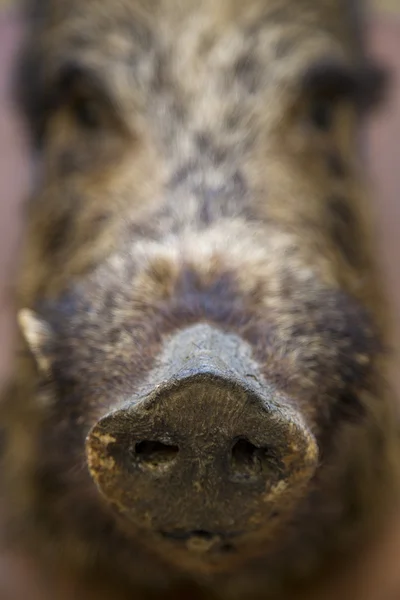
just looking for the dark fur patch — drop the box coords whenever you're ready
[43,211,76,256]
[195,133,228,165]
[224,109,242,132]
[168,161,199,190]
[233,54,261,94]
[273,38,297,60]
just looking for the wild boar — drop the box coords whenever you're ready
[1,0,399,599]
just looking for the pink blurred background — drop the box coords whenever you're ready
[0,4,399,599]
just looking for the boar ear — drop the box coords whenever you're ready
[18,309,54,376]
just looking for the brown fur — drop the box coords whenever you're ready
[1,0,399,599]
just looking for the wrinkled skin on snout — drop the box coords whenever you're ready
[1,0,400,599]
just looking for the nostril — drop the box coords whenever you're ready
[134,440,179,470]
[232,438,258,458]
[231,438,260,481]
[230,438,282,483]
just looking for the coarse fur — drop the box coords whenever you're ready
[0,0,399,599]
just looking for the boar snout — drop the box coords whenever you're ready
[86,324,318,559]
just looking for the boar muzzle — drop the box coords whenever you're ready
[86,324,318,561]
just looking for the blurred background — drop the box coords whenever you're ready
[0,1,399,599]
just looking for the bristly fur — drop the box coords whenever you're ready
[1,1,399,599]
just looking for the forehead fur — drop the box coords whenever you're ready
[22,0,366,63]
[26,0,364,25]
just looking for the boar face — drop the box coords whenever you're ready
[2,0,398,598]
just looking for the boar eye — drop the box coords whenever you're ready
[302,58,389,128]
[309,98,334,131]
[55,63,114,132]
[71,93,104,130]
